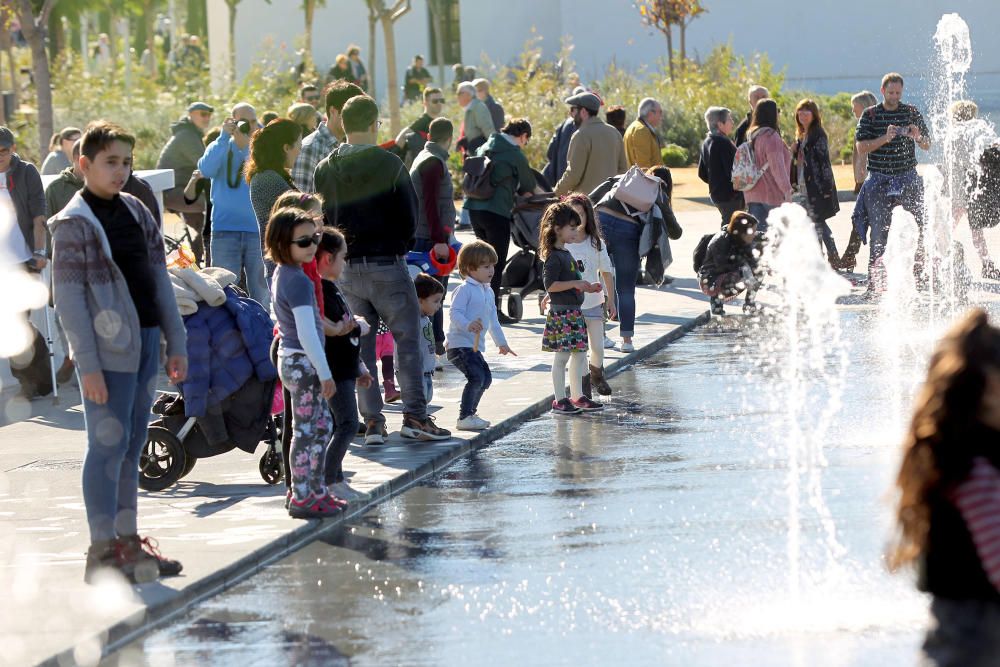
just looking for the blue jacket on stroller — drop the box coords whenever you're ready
[178,285,276,417]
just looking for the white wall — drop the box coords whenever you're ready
[224,0,1000,103]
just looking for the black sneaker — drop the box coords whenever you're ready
[400,414,452,441]
[364,419,388,445]
[743,301,758,315]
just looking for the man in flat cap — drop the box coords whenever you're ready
[554,91,628,196]
[156,101,214,264]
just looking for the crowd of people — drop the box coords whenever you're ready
[2,68,689,582]
[7,59,1000,657]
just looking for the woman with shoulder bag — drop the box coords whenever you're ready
[790,98,840,266]
[743,98,792,232]
[589,166,679,353]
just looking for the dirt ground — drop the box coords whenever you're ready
[669,163,857,212]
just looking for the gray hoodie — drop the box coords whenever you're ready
[47,191,186,375]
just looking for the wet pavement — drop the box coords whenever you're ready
[112,309,954,667]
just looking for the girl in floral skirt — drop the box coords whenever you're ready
[539,201,605,414]
[266,207,347,519]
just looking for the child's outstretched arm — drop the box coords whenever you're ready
[486,288,510,351]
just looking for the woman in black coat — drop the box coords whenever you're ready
[790,99,840,266]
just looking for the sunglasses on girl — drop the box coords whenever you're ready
[292,232,322,248]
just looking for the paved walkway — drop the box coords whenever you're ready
[5,202,999,666]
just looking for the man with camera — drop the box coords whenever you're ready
[854,72,930,296]
[196,103,270,308]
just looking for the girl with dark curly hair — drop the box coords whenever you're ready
[890,309,1000,666]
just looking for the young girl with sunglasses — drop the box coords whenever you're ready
[266,207,346,518]
[539,201,605,414]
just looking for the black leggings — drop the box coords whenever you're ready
[469,209,511,308]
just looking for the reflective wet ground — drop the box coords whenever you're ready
[111,310,936,666]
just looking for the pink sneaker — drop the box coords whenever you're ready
[288,493,343,519]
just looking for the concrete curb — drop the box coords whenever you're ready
[37,310,710,667]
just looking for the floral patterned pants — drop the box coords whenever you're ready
[279,352,332,501]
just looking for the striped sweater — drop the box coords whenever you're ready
[952,457,1000,593]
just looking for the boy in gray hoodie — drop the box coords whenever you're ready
[49,121,187,584]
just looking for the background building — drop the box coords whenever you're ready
[219,0,1000,109]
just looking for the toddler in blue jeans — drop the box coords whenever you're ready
[446,241,516,431]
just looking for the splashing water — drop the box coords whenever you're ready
[760,204,852,599]
[922,13,999,323]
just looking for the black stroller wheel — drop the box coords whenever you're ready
[506,293,523,322]
[139,426,187,491]
[180,454,197,479]
[259,447,283,485]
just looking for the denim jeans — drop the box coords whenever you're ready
[339,258,428,423]
[210,231,270,310]
[598,212,641,338]
[447,347,491,419]
[403,372,434,415]
[747,203,777,233]
[411,238,449,345]
[81,326,160,543]
[858,169,924,270]
[324,378,359,486]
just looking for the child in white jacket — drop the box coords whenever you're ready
[446,240,517,431]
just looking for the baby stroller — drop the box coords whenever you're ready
[502,191,557,322]
[138,282,282,491]
[140,380,282,491]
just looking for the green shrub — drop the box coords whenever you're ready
[661,144,689,167]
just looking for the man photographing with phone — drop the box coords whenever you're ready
[196,102,270,308]
[854,72,931,298]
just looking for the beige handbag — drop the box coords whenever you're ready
[613,165,662,213]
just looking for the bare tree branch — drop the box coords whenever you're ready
[38,0,58,27]
[389,0,410,21]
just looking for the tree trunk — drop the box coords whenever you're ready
[366,5,377,95]
[16,0,56,160]
[380,1,410,136]
[666,29,674,81]
[227,1,237,83]
[146,0,158,78]
[0,12,12,122]
[679,21,686,66]
[303,0,314,72]
[380,14,400,135]
[46,5,61,64]
[80,10,90,75]
[427,0,445,87]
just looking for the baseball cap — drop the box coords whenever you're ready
[0,126,14,148]
[187,102,215,113]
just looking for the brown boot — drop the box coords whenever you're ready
[590,365,612,396]
[84,537,157,585]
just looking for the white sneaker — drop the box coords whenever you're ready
[456,414,490,431]
[435,354,446,371]
[329,481,367,501]
[620,341,635,353]
[603,337,616,349]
